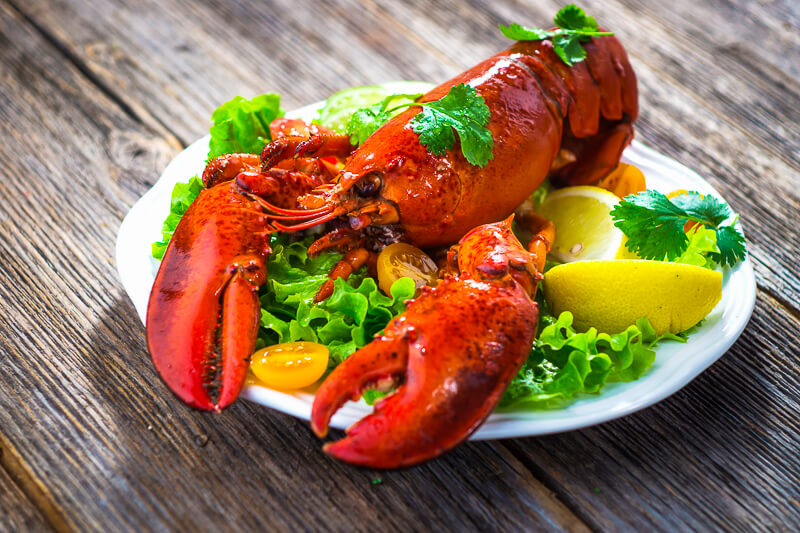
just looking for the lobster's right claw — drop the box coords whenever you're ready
[311,276,538,468]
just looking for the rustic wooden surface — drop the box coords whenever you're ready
[0,0,797,530]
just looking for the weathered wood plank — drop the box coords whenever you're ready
[0,451,51,533]
[0,1,586,530]
[506,293,800,530]
[10,0,459,145]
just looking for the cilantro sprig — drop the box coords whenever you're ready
[500,4,613,66]
[610,190,747,267]
[345,93,423,145]
[345,83,494,167]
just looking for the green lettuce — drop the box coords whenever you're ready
[257,234,416,370]
[499,311,688,409]
[151,176,204,259]
[673,225,719,268]
[208,94,283,160]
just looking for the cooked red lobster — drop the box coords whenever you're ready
[146,31,637,464]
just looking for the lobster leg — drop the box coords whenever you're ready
[314,248,377,302]
[310,217,543,467]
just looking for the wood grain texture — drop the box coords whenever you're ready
[0,1,586,531]
[0,460,50,532]
[0,0,798,530]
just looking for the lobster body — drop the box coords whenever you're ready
[146,32,637,458]
[331,35,636,247]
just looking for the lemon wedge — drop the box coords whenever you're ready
[543,260,722,335]
[536,186,626,262]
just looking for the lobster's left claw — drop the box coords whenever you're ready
[147,182,270,411]
[311,276,538,468]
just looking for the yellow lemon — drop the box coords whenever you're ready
[537,186,627,263]
[543,260,723,335]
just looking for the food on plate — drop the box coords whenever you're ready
[376,243,438,295]
[596,162,646,197]
[142,4,746,468]
[250,341,329,389]
[312,217,549,467]
[543,260,723,335]
[536,185,627,262]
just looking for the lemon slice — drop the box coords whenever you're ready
[543,260,723,335]
[536,186,625,262]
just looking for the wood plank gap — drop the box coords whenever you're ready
[501,440,601,533]
[3,0,188,149]
[0,433,71,533]
[758,285,800,324]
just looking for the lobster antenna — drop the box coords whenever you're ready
[255,198,332,217]
[272,209,340,232]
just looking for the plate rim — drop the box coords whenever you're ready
[116,97,757,440]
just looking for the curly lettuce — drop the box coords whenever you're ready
[208,94,283,160]
[499,311,688,409]
[151,176,204,259]
[257,234,415,369]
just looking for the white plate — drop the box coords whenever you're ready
[116,99,756,439]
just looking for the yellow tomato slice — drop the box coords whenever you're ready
[250,342,329,390]
[377,243,438,295]
[596,163,646,198]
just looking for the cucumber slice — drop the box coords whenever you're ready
[315,81,435,133]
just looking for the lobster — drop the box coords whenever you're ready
[146,31,637,462]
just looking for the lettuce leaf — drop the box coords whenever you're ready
[499,311,688,409]
[208,94,283,160]
[151,176,204,259]
[257,234,416,370]
[673,225,719,268]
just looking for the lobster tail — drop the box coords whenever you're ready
[499,33,638,186]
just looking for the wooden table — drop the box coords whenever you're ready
[1,0,798,530]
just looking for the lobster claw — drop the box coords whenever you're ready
[311,218,540,467]
[146,181,271,410]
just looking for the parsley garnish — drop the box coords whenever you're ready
[345,93,422,145]
[610,190,747,267]
[345,83,494,167]
[500,4,613,66]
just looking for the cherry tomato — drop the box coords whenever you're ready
[377,243,438,295]
[597,163,646,198]
[250,342,329,390]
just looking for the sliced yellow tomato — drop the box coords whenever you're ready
[596,163,646,198]
[250,342,329,390]
[377,243,438,295]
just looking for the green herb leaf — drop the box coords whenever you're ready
[610,190,746,266]
[498,23,552,41]
[344,84,493,167]
[499,4,613,66]
[208,94,283,160]
[710,225,747,267]
[344,93,422,145]
[553,4,598,32]
[411,83,494,166]
[151,176,204,259]
[552,33,587,66]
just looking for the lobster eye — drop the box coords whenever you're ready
[354,172,383,198]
